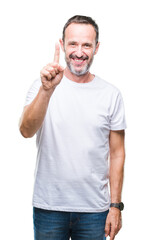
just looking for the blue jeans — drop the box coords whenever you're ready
[33,207,109,240]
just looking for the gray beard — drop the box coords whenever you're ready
[65,56,94,76]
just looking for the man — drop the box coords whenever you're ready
[19,15,126,240]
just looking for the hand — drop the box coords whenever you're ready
[105,208,122,240]
[40,43,64,91]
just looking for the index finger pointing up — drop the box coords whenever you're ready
[53,42,60,63]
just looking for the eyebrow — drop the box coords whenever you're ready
[68,41,93,46]
[83,43,93,47]
[68,41,77,45]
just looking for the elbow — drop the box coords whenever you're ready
[19,126,29,138]
[19,124,34,138]
[19,107,35,138]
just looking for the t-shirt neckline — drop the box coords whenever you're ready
[63,75,97,88]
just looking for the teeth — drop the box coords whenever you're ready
[75,59,83,62]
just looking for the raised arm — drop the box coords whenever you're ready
[19,43,64,138]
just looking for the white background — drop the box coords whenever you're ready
[0,0,146,239]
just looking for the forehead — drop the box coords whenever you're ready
[64,23,96,43]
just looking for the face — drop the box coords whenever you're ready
[60,23,99,76]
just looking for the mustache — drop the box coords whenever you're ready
[69,53,89,60]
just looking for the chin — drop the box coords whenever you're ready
[68,64,89,76]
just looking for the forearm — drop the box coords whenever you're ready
[19,85,55,138]
[109,154,125,202]
[105,131,125,239]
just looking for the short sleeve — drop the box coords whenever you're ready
[109,91,127,130]
[24,78,42,106]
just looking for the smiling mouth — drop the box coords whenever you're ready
[72,59,85,65]
[69,54,89,64]
[70,56,88,66]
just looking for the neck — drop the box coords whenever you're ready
[64,67,95,83]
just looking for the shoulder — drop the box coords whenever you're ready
[95,75,120,92]
[26,78,42,93]
[94,76,122,101]
[31,78,42,88]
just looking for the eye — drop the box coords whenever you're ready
[69,42,76,46]
[84,43,91,48]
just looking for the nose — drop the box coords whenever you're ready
[76,45,83,58]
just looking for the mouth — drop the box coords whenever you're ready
[72,58,85,65]
[69,55,89,66]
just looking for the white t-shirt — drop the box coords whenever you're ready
[24,75,127,212]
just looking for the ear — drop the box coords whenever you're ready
[59,38,65,52]
[94,42,100,55]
